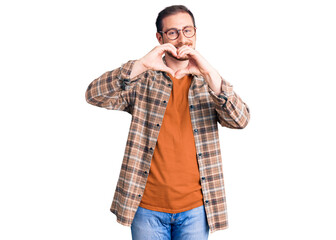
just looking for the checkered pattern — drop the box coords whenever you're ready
[85,60,250,233]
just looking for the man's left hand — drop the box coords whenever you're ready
[174,46,223,95]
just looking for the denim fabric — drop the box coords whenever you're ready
[131,205,209,240]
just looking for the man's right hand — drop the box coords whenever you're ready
[130,44,177,79]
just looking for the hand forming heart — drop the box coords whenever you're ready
[138,43,177,77]
[134,43,222,95]
[138,43,213,78]
[174,45,212,79]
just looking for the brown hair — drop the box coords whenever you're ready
[156,5,196,33]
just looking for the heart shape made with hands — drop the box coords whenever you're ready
[140,44,203,80]
[163,45,202,79]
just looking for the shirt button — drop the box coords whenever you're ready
[201,177,206,181]
[190,105,194,109]
[144,171,148,175]
[150,147,153,151]
[198,153,202,157]
[138,194,142,197]
[194,129,198,133]
[163,100,167,104]
[156,124,160,127]
[205,200,209,204]
[168,83,171,87]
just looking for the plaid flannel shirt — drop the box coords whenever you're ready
[85,60,250,233]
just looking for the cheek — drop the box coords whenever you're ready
[191,38,196,48]
[162,37,174,44]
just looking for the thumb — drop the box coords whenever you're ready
[161,66,175,77]
[174,68,189,79]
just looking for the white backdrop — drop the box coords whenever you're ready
[1,0,335,239]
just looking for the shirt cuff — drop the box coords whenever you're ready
[208,78,234,107]
[118,60,136,81]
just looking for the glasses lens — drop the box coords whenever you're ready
[183,27,195,37]
[166,29,179,40]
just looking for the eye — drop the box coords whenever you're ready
[167,30,177,36]
[184,27,193,33]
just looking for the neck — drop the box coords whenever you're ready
[165,54,189,74]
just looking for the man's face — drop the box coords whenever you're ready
[157,12,196,61]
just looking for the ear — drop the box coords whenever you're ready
[156,32,164,45]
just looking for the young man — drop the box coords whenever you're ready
[86,5,250,240]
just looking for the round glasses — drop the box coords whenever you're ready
[160,26,196,40]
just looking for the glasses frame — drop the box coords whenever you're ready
[159,26,197,40]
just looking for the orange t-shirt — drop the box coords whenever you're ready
[139,74,204,213]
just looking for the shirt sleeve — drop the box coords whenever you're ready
[208,78,250,129]
[85,60,139,113]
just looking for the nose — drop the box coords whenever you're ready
[177,30,187,43]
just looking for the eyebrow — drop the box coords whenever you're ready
[164,25,194,32]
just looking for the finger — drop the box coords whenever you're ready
[177,45,192,53]
[164,43,178,52]
[177,47,193,59]
[160,43,178,57]
[177,44,192,51]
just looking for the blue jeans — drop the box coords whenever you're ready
[131,205,209,240]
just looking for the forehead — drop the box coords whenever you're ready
[162,12,194,30]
